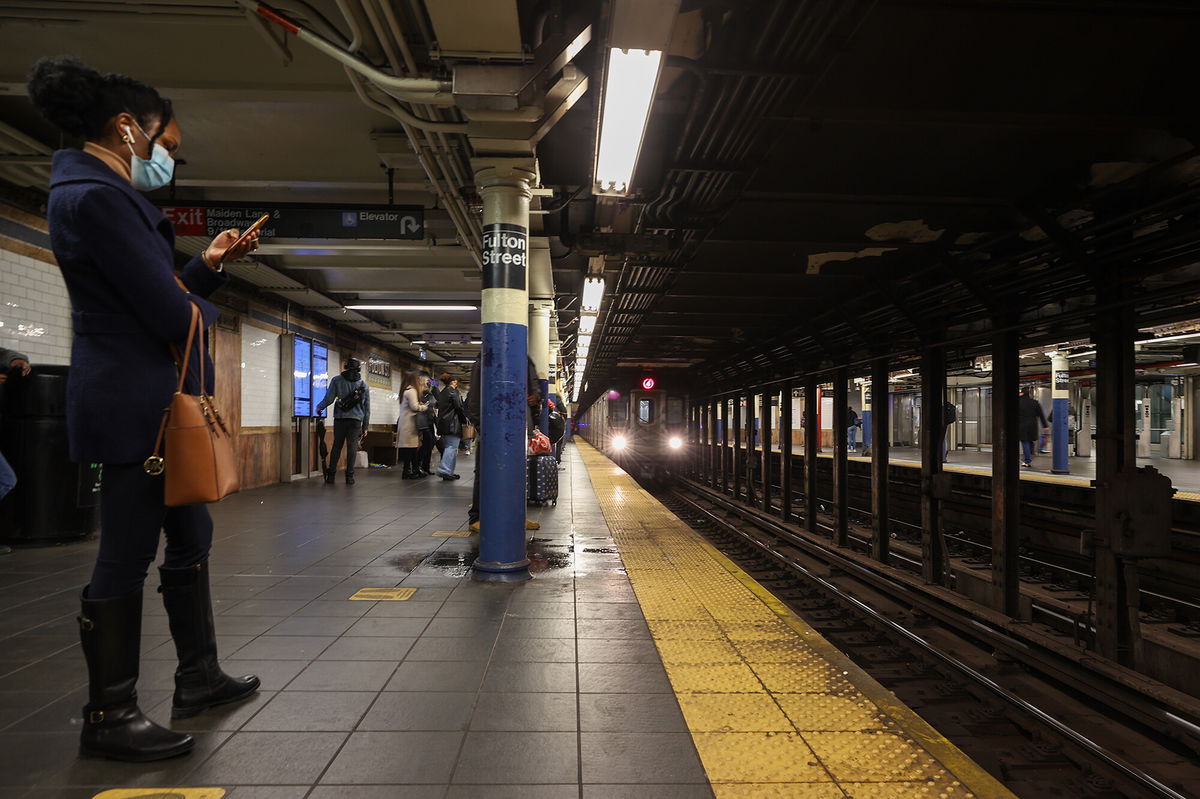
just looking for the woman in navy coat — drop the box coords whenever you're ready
[29,57,261,762]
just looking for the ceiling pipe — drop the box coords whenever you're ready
[232,0,452,100]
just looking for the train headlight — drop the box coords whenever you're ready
[612,435,628,451]
[668,436,682,450]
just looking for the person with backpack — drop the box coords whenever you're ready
[316,357,370,485]
[846,405,861,452]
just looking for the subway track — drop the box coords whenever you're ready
[653,480,1200,799]
[725,449,1200,630]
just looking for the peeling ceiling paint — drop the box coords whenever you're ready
[865,219,944,243]
[807,247,898,274]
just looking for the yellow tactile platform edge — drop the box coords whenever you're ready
[577,442,1016,799]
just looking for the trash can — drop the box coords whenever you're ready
[0,365,100,543]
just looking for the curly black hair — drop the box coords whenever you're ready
[27,56,173,143]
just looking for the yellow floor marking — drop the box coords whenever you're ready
[577,441,1016,798]
[90,787,225,791]
[431,530,474,537]
[348,587,417,601]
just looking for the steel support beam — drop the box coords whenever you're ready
[708,400,718,486]
[991,327,1021,616]
[761,387,773,513]
[870,358,890,564]
[920,348,947,585]
[744,391,756,505]
[833,370,849,547]
[717,398,727,493]
[781,381,793,524]
[1093,299,1140,666]
[732,392,742,499]
[804,376,819,535]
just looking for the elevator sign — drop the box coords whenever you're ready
[160,202,423,240]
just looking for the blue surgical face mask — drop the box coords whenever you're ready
[124,122,175,192]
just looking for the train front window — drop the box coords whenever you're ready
[608,397,629,424]
[638,398,654,424]
[667,397,684,425]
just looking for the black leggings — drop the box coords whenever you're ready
[89,463,214,599]
[398,447,418,473]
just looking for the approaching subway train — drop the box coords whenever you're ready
[575,379,690,480]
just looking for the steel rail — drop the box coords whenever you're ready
[672,487,1196,799]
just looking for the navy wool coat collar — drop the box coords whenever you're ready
[47,148,229,465]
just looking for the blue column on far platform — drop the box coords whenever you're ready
[1051,352,1070,474]
[861,381,873,454]
[473,164,535,582]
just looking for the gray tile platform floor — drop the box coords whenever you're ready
[0,446,715,799]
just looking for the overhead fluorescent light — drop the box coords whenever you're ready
[581,278,605,312]
[346,304,478,311]
[579,314,597,334]
[1068,350,1095,358]
[470,340,482,344]
[595,48,664,193]
[448,359,476,364]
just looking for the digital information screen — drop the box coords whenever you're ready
[293,338,312,418]
[292,339,331,418]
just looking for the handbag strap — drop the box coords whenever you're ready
[144,302,202,475]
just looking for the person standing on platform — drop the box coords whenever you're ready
[0,348,33,556]
[942,399,957,462]
[396,371,429,480]
[316,357,370,485]
[29,56,260,762]
[436,376,468,480]
[1018,387,1048,468]
[414,370,438,478]
[846,405,860,452]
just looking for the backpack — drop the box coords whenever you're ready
[337,383,366,412]
[943,401,957,424]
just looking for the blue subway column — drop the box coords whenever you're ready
[1051,352,1070,474]
[473,162,536,582]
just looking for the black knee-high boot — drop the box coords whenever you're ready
[159,561,260,719]
[78,588,194,761]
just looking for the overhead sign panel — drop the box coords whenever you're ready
[161,202,423,240]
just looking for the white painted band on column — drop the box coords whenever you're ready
[484,288,528,326]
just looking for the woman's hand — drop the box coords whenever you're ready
[202,227,260,270]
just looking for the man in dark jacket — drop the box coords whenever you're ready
[435,376,468,479]
[316,358,370,484]
[414,370,438,476]
[1018,388,1048,468]
[0,347,32,556]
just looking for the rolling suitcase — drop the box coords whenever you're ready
[528,454,558,505]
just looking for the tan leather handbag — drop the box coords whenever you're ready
[143,303,239,506]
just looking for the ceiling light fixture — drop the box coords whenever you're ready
[581,278,605,313]
[594,48,664,194]
[345,304,478,311]
[579,314,597,334]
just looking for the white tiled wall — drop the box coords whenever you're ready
[0,247,72,365]
[368,368,401,429]
[240,323,280,428]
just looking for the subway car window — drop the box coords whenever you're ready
[667,397,685,424]
[609,397,629,423]
[638,398,654,424]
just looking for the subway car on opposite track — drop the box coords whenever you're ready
[575,378,689,481]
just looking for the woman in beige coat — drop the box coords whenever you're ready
[396,371,429,479]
